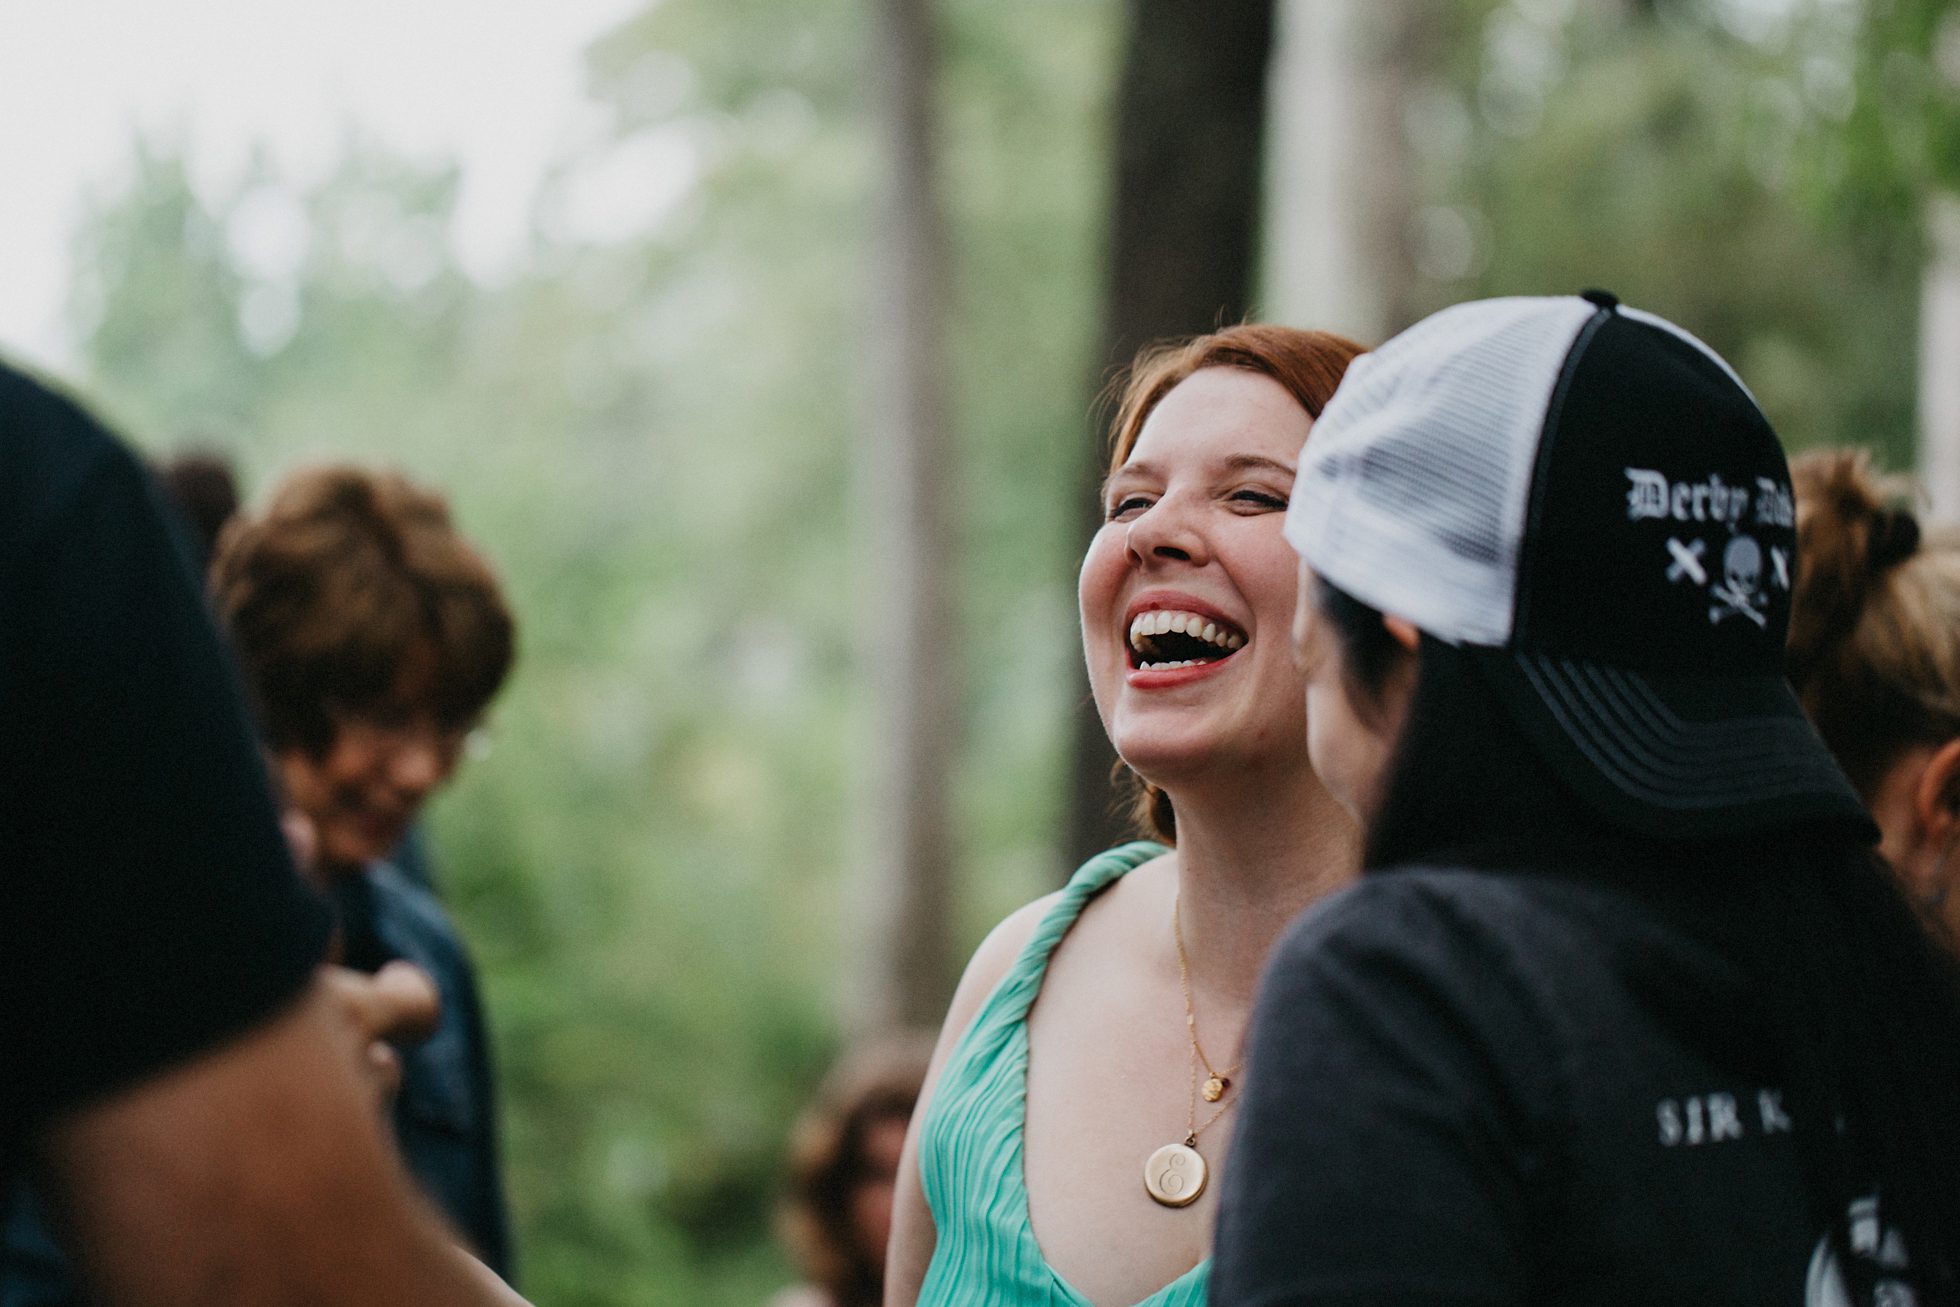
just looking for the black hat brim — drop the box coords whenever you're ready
[1470,648,1877,843]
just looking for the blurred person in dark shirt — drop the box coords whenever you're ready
[2,447,482,1304]
[0,361,527,1305]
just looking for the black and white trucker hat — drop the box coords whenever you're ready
[1286,291,1872,839]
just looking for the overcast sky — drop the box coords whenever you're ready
[1,0,643,373]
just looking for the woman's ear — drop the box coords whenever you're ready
[1911,737,1960,846]
[1374,614,1423,734]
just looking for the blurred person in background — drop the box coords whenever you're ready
[148,448,446,893]
[1212,294,1960,1307]
[773,1039,931,1307]
[211,465,518,1279]
[0,361,527,1305]
[885,325,1366,1307]
[150,450,241,576]
[1789,448,1960,946]
[1,449,486,1305]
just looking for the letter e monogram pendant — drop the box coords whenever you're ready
[1143,1142,1207,1207]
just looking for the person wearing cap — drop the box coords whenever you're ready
[1209,294,1960,1306]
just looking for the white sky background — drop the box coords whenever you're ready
[0,0,646,373]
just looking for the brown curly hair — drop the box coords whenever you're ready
[1102,323,1368,843]
[210,465,515,756]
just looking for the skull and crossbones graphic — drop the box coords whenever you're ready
[1709,536,1767,628]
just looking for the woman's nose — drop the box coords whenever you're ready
[1125,497,1209,567]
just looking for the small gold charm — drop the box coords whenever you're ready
[1143,1142,1207,1207]
[1202,1075,1228,1103]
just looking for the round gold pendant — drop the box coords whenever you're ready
[1202,1075,1228,1103]
[1143,1142,1207,1207]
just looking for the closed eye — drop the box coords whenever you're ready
[1106,494,1154,521]
[1230,488,1288,510]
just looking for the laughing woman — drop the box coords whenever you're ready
[884,325,1366,1307]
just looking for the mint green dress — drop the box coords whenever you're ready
[915,841,1211,1306]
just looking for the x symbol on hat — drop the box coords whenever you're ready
[1666,537,1707,586]
[1770,546,1790,590]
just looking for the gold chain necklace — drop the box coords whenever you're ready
[1174,894,1245,1104]
[1142,894,1245,1208]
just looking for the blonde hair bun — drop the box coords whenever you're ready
[1789,450,1913,687]
[1789,448,1960,798]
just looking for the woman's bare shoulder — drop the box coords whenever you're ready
[940,891,1063,1039]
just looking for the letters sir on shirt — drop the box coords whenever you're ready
[1625,468,1795,631]
[1656,1087,1793,1148]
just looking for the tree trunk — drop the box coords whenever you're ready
[857,0,956,1033]
[1263,0,1422,343]
[1063,0,1278,870]
[1921,192,1960,521]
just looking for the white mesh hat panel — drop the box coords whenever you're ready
[1285,296,1598,647]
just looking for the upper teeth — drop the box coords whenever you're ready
[1128,609,1245,652]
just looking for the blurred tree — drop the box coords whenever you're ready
[64,1,1121,1302]
[1818,0,1960,510]
[1264,0,1430,343]
[1063,0,1278,868]
[1921,197,1960,516]
[860,0,957,1033]
[66,138,263,436]
[1825,0,1960,212]
[1383,1,1919,466]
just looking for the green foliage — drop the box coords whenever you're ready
[66,0,1116,1299]
[1410,0,1922,467]
[56,0,1941,1300]
[1818,0,1960,216]
[69,138,264,434]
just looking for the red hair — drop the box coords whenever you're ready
[1106,323,1366,475]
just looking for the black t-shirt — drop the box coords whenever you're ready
[0,365,331,1188]
[1211,867,1913,1307]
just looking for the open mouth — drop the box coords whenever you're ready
[1128,609,1246,671]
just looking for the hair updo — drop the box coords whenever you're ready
[1788,449,1960,798]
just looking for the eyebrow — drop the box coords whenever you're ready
[1220,454,1298,478]
[1101,453,1298,498]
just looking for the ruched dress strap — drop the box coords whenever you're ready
[915,841,1212,1306]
